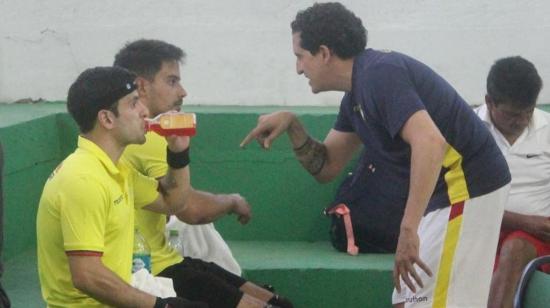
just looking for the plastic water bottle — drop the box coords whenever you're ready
[167,229,183,254]
[146,112,197,137]
[132,228,151,273]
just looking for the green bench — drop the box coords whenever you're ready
[0,102,393,307]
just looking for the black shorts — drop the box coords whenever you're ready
[158,257,247,308]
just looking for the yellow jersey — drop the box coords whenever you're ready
[37,136,158,307]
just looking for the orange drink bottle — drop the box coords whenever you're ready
[146,112,197,136]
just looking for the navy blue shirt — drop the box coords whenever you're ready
[334,49,510,213]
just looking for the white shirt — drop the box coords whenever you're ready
[475,105,550,216]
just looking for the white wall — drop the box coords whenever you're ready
[1,0,549,106]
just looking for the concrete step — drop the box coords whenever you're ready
[229,241,394,308]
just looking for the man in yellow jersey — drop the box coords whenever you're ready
[36,66,207,308]
[115,40,293,308]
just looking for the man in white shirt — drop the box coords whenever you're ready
[475,56,548,308]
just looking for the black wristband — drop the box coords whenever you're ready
[166,147,190,169]
[154,297,167,308]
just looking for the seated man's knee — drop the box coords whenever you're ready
[500,237,537,265]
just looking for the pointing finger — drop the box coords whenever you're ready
[240,128,261,148]
[262,125,287,149]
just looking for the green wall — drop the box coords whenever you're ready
[3,102,550,307]
[0,102,352,260]
[1,112,66,260]
[3,102,550,260]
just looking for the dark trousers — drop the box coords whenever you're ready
[158,257,246,308]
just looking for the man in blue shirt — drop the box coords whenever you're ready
[241,3,510,307]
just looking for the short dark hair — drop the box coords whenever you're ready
[113,39,186,79]
[291,2,367,59]
[487,56,543,108]
[67,66,137,133]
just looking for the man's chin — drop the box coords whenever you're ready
[310,86,319,94]
[310,87,325,94]
[135,135,147,145]
[505,127,524,135]
[173,101,183,112]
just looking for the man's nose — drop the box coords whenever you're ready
[296,61,303,75]
[178,84,187,98]
[517,116,530,127]
[139,100,150,118]
[512,115,530,129]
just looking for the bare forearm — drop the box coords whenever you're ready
[288,119,334,182]
[240,111,350,182]
[502,211,550,235]
[176,190,235,224]
[158,166,191,214]
[401,140,447,231]
[286,115,310,149]
[80,276,154,308]
[502,211,529,231]
[502,211,550,242]
[70,260,155,308]
[149,137,193,215]
[293,136,329,178]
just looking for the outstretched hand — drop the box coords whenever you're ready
[240,111,295,149]
[393,228,432,294]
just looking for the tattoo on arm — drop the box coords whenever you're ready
[158,171,178,197]
[293,136,327,175]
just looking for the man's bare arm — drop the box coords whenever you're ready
[68,254,156,308]
[502,211,550,242]
[241,111,361,183]
[393,110,447,293]
[144,136,193,215]
[175,191,251,225]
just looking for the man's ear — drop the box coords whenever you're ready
[96,109,116,130]
[485,94,494,109]
[319,45,332,64]
[135,77,148,98]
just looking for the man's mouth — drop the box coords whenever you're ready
[173,101,183,112]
